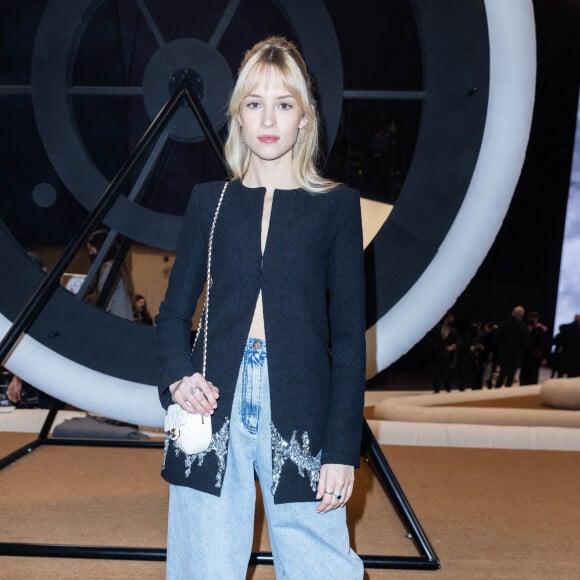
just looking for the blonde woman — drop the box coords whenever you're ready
[156,36,365,579]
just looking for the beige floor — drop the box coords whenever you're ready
[1,432,579,579]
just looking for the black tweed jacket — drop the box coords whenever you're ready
[156,179,366,504]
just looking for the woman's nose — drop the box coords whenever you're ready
[261,109,275,127]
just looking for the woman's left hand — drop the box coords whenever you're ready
[316,463,355,513]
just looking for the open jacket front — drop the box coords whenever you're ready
[156,179,366,504]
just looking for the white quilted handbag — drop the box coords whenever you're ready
[164,404,212,455]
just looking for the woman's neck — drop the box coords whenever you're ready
[242,158,299,191]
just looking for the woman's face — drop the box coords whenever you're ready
[238,67,307,166]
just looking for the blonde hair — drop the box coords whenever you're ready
[224,36,337,192]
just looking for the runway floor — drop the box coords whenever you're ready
[1,431,579,579]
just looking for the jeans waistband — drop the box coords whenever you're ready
[245,337,266,350]
[243,337,267,365]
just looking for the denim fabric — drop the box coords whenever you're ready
[240,338,267,434]
[166,338,363,579]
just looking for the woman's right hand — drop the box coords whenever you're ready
[169,373,219,416]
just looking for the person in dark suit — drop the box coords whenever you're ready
[559,314,580,377]
[427,312,459,393]
[479,321,498,388]
[459,321,485,390]
[495,306,530,387]
[520,311,550,385]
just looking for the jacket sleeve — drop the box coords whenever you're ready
[155,186,207,410]
[322,188,366,467]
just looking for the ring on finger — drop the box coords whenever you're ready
[191,386,202,395]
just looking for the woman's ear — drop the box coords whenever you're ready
[298,115,308,129]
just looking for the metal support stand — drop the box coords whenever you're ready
[0,80,439,571]
[0,418,439,570]
[359,421,439,569]
[0,80,225,369]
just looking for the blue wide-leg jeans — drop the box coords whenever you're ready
[166,338,363,579]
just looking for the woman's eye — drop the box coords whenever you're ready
[278,102,292,110]
[246,101,261,109]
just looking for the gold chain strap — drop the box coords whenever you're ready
[191,180,229,377]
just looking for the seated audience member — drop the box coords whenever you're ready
[134,294,153,325]
[5,373,62,409]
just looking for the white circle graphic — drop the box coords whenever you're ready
[2,0,536,427]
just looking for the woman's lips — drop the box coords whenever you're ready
[258,136,279,143]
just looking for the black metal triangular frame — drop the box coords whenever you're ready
[0,83,439,570]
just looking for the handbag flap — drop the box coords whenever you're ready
[164,403,188,431]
